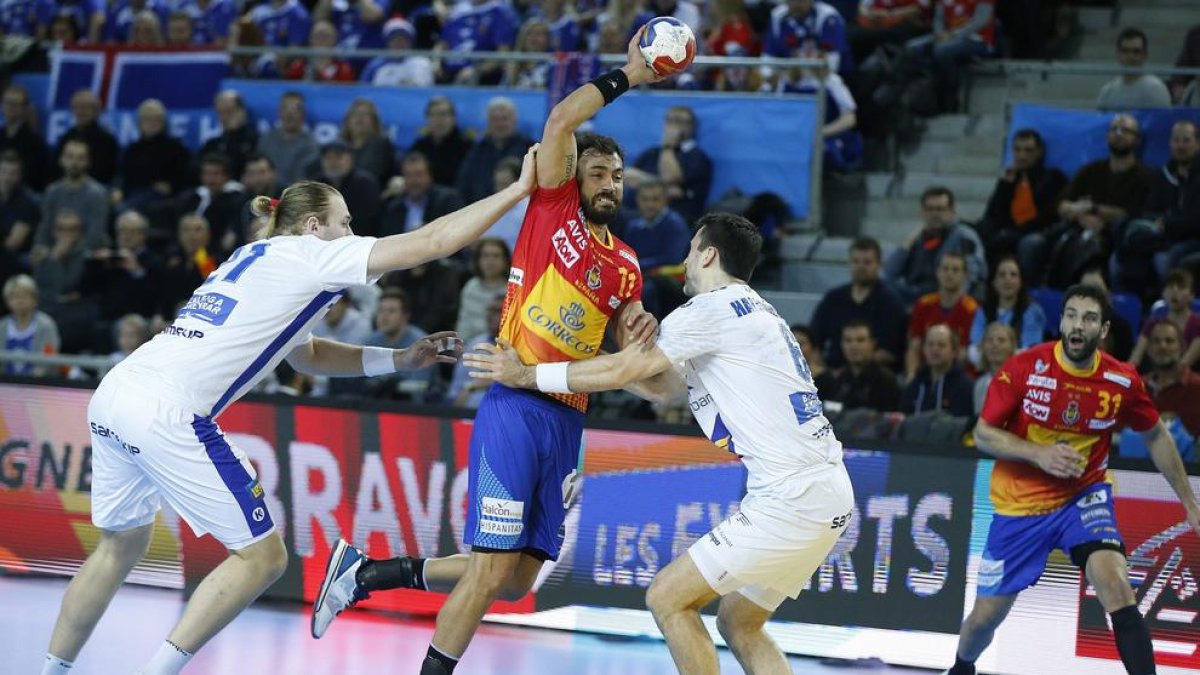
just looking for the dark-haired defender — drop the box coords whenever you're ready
[464,213,856,675]
[311,28,662,675]
[944,284,1200,675]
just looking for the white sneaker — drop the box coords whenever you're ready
[311,539,369,639]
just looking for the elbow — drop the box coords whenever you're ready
[544,106,572,138]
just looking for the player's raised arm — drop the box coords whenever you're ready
[366,145,537,276]
[536,27,661,189]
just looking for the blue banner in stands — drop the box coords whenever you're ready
[227,81,818,218]
[1006,103,1200,176]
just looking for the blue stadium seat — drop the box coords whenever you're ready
[1030,288,1064,336]
[1112,293,1143,336]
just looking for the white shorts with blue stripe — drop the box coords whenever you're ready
[87,369,276,550]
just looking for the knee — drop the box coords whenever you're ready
[99,526,153,565]
[243,532,288,582]
[464,563,513,601]
[645,578,676,619]
[1096,578,1136,611]
[715,611,741,645]
[964,601,1010,633]
[497,577,534,602]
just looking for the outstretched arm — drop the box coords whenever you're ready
[287,333,464,377]
[464,339,685,403]
[1142,419,1200,534]
[366,145,536,276]
[536,27,660,189]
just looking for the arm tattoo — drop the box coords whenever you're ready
[562,154,575,185]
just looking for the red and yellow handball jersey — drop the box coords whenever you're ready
[499,179,644,412]
[980,341,1158,516]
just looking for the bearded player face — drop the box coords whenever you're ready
[577,150,624,225]
[1059,296,1109,364]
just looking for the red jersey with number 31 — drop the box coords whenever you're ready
[980,341,1158,516]
[498,179,644,413]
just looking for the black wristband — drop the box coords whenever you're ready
[590,68,630,106]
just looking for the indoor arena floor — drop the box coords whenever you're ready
[1,575,929,674]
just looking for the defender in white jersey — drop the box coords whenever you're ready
[39,150,538,675]
[465,213,855,675]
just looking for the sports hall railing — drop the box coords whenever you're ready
[224,45,830,226]
[0,350,117,378]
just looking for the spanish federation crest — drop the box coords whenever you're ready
[1062,400,1081,425]
[586,263,602,290]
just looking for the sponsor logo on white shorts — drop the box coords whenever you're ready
[1022,399,1050,421]
[1076,490,1108,508]
[252,507,266,522]
[552,228,581,268]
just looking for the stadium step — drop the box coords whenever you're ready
[758,290,825,326]
[866,171,998,203]
[780,261,851,294]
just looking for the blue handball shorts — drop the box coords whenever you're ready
[463,384,584,561]
[977,483,1126,597]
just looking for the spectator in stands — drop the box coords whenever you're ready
[312,294,373,345]
[248,0,312,46]
[199,90,258,182]
[967,255,1045,368]
[447,297,503,409]
[166,10,195,46]
[592,0,639,50]
[505,18,554,89]
[455,97,533,204]
[905,250,978,381]
[179,0,236,46]
[812,236,908,368]
[456,238,510,342]
[906,0,996,113]
[1129,268,1200,368]
[849,0,929,63]
[901,323,975,417]
[84,210,163,330]
[360,18,434,87]
[792,323,828,381]
[1,0,40,37]
[706,0,761,92]
[813,319,902,412]
[109,313,150,364]
[257,91,319,188]
[1,274,60,376]
[36,140,109,252]
[127,9,165,45]
[622,179,690,316]
[412,97,473,189]
[104,0,169,43]
[363,288,437,399]
[285,20,355,82]
[1172,25,1200,104]
[1097,27,1171,110]
[30,209,94,353]
[776,49,862,171]
[437,0,518,85]
[885,186,986,304]
[272,359,313,396]
[634,0,702,39]
[1115,120,1200,291]
[112,99,192,216]
[314,0,386,50]
[53,89,118,186]
[158,214,216,318]
[537,0,581,51]
[594,11,632,54]
[1078,265,1134,360]
[972,321,1016,415]
[1144,319,1200,437]
[311,139,382,237]
[242,153,281,198]
[0,152,40,279]
[339,98,395,186]
[381,256,462,334]
[978,129,1068,264]
[1019,114,1151,289]
[148,153,248,257]
[485,156,527,250]
[380,152,464,236]
[629,106,713,223]
[0,84,49,191]
[764,0,852,75]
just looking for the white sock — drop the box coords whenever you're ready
[40,654,73,675]
[139,640,192,675]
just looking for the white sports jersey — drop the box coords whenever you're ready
[656,284,841,499]
[118,234,378,418]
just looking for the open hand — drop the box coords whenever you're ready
[1034,442,1084,480]
[463,339,535,388]
[397,330,464,370]
[516,143,540,196]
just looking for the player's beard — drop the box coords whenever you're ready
[581,190,620,225]
[1064,331,1101,363]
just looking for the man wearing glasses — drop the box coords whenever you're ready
[1098,27,1171,110]
[1016,114,1152,288]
